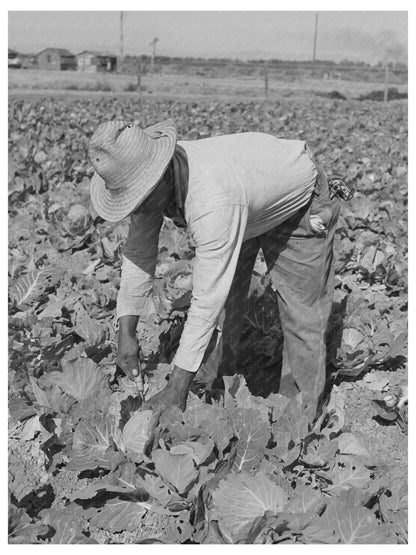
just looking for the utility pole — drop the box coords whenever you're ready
[136,58,142,93]
[118,11,124,73]
[149,37,159,73]
[312,13,319,67]
[264,60,269,99]
[384,62,389,104]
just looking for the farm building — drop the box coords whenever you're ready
[37,48,77,71]
[76,51,117,72]
[8,48,21,68]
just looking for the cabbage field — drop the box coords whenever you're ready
[8,94,408,544]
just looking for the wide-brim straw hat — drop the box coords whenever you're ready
[89,119,177,222]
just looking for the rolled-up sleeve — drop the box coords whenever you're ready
[116,210,163,320]
[173,204,248,372]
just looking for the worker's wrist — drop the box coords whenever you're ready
[118,315,139,336]
[169,365,194,395]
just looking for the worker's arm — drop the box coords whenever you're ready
[116,209,163,379]
[143,203,248,411]
[173,204,248,371]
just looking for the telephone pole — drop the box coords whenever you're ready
[384,62,389,104]
[264,60,269,99]
[118,11,124,73]
[149,37,159,73]
[312,12,319,65]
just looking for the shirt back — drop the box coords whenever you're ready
[179,132,317,239]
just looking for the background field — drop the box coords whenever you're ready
[8,67,408,102]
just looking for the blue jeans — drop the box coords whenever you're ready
[200,166,340,414]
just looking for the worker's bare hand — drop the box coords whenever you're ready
[116,333,140,381]
[142,365,194,413]
[142,384,187,413]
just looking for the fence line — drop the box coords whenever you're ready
[123,57,408,76]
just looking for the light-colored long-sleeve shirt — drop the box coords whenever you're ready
[117,132,318,372]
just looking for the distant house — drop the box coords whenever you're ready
[37,48,77,71]
[8,48,22,68]
[76,51,117,72]
[20,54,37,70]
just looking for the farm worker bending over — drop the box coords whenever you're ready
[88,119,343,418]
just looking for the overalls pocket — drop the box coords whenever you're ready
[304,153,341,237]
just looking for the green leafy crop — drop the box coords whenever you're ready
[8,96,407,544]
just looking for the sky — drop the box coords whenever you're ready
[8,11,408,64]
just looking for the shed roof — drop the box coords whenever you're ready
[77,50,117,58]
[37,48,75,57]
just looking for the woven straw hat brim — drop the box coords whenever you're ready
[90,120,177,222]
